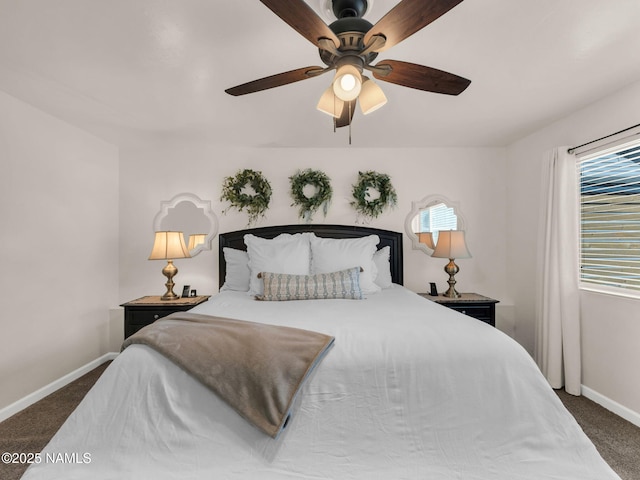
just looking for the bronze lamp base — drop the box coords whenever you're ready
[160,260,179,300]
[442,258,461,298]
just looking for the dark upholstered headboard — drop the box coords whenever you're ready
[218,224,403,286]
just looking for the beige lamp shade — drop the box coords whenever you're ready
[187,233,207,251]
[148,231,191,260]
[431,230,471,259]
[317,86,344,118]
[418,232,436,250]
[332,64,362,101]
[359,77,387,115]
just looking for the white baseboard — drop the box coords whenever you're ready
[0,352,119,423]
[582,385,640,428]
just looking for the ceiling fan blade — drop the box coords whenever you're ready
[225,67,325,96]
[259,0,340,48]
[363,0,464,52]
[335,99,357,128]
[372,60,470,95]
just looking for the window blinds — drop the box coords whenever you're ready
[579,143,640,291]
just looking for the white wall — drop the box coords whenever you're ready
[0,91,119,410]
[118,144,513,331]
[7,72,639,419]
[506,79,640,415]
[5,75,638,421]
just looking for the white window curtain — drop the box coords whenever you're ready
[535,147,581,395]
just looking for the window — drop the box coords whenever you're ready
[579,142,640,293]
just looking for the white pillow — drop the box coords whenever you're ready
[245,233,312,296]
[373,246,392,289]
[310,235,381,294]
[220,247,250,292]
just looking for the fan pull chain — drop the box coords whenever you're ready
[333,94,337,133]
[348,101,352,145]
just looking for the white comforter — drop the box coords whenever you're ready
[23,286,619,479]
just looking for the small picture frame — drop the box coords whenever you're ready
[189,289,197,298]
[181,285,191,298]
[429,282,438,296]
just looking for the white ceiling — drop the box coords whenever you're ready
[1,0,639,148]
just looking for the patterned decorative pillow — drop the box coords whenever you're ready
[256,267,363,301]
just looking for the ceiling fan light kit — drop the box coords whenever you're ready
[332,63,363,101]
[317,86,344,118]
[226,0,471,140]
[359,76,387,115]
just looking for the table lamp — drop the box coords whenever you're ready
[148,231,191,300]
[431,230,471,298]
[418,232,436,250]
[187,233,207,251]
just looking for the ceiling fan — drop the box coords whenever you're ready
[225,0,471,129]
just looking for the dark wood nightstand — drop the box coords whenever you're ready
[419,293,499,327]
[121,295,210,339]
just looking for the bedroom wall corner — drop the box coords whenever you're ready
[0,90,120,412]
[505,79,640,417]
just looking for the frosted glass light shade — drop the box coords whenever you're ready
[148,231,191,260]
[359,77,387,115]
[332,64,362,101]
[316,86,344,117]
[431,230,471,259]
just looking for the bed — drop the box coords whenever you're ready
[22,224,619,479]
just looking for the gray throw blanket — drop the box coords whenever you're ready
[121,312,334,438]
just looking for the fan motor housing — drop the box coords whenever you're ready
[320,17,377,67]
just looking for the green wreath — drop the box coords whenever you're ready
[289,169,333,222]
[350,170,398,220]
[220,169,272,225]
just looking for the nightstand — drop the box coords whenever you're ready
[419,293,498,327]
[121,295,210,339]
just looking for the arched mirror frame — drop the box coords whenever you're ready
[404,194,466,254]
[153,193,219,257]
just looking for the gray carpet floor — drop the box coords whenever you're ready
[556,389,640,480]
[1,362,639,480]
[0,362,110,480]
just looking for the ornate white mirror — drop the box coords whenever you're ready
[153,193,218,257]
[404,194,466,254]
